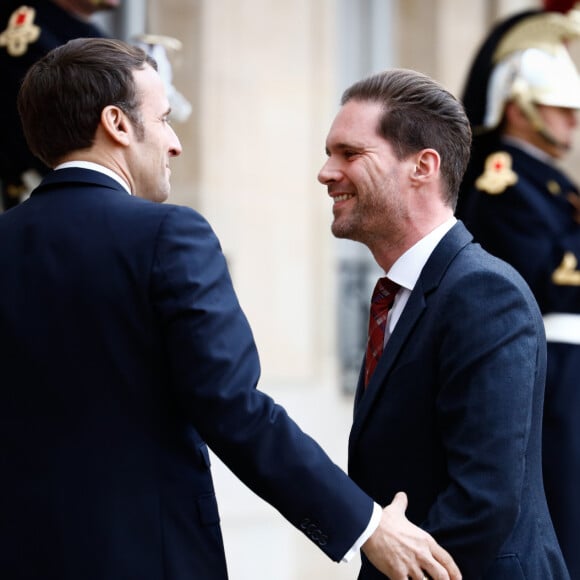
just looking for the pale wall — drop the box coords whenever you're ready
[149,0,338,388]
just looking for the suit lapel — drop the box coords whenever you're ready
[349,222,473,453]
[350,284,427,448]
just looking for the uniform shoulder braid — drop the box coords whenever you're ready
[0,5,40,57]
[475,151,518,195]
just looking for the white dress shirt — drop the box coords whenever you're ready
[384,217,457,342]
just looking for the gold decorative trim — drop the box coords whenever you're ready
[552,251,580,285]
[546,180,562,196]
[475,151,518,195]
[133,34,182,52]
[0,6,41,57]
[494,11,580,63]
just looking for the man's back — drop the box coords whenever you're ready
[0,169,234,578]
[0,167,387,579]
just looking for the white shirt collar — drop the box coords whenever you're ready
[380,217,456,339]
[374,217,456,340]
[54,160,132,195]
[387,217,457,293]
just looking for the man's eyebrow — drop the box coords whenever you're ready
[326,142,363,154]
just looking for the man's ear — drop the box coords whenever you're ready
[411,148,440,182]
[101,105,130,146]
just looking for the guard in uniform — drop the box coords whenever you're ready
[0,1,115,211]
[458,8,580,578]
[0,2,191,213]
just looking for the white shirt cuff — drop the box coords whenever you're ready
[340,502,382,563]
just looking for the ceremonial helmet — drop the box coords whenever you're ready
[462,4,580,141]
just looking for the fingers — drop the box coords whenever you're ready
[429,538,462,580]
[419,557,453,580]
[411,533,461,580]
[361,492,461,580]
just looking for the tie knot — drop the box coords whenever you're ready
[371,277,400,305]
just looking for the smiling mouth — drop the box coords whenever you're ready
[333,193,354,203]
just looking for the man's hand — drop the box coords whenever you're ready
[361,492,461,580]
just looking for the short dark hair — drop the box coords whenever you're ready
[341,69,472,208]
[17,37,157,168]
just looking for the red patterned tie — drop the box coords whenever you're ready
[364,277,400,387]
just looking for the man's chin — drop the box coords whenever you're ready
[331,222,355,241]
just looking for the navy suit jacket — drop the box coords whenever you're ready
[0,168,373,579]
[349,223,569,579]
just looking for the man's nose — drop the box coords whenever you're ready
[169,126,182,157]
[318,158,339,184]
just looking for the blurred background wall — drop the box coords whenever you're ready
[101,0,571,578]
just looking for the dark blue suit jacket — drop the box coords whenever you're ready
[349,223,569,579]
[0,168,373,579]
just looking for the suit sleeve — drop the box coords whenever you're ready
[150,206,373,561]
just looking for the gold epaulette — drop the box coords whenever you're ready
[475,151,518,195]
[0,6,40,57]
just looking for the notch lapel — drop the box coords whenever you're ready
[349,221,474,454]
[350,283,427,448]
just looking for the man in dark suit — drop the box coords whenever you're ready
[0,38,460,580]
[457,9,580,578]
[318,68,569,579]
